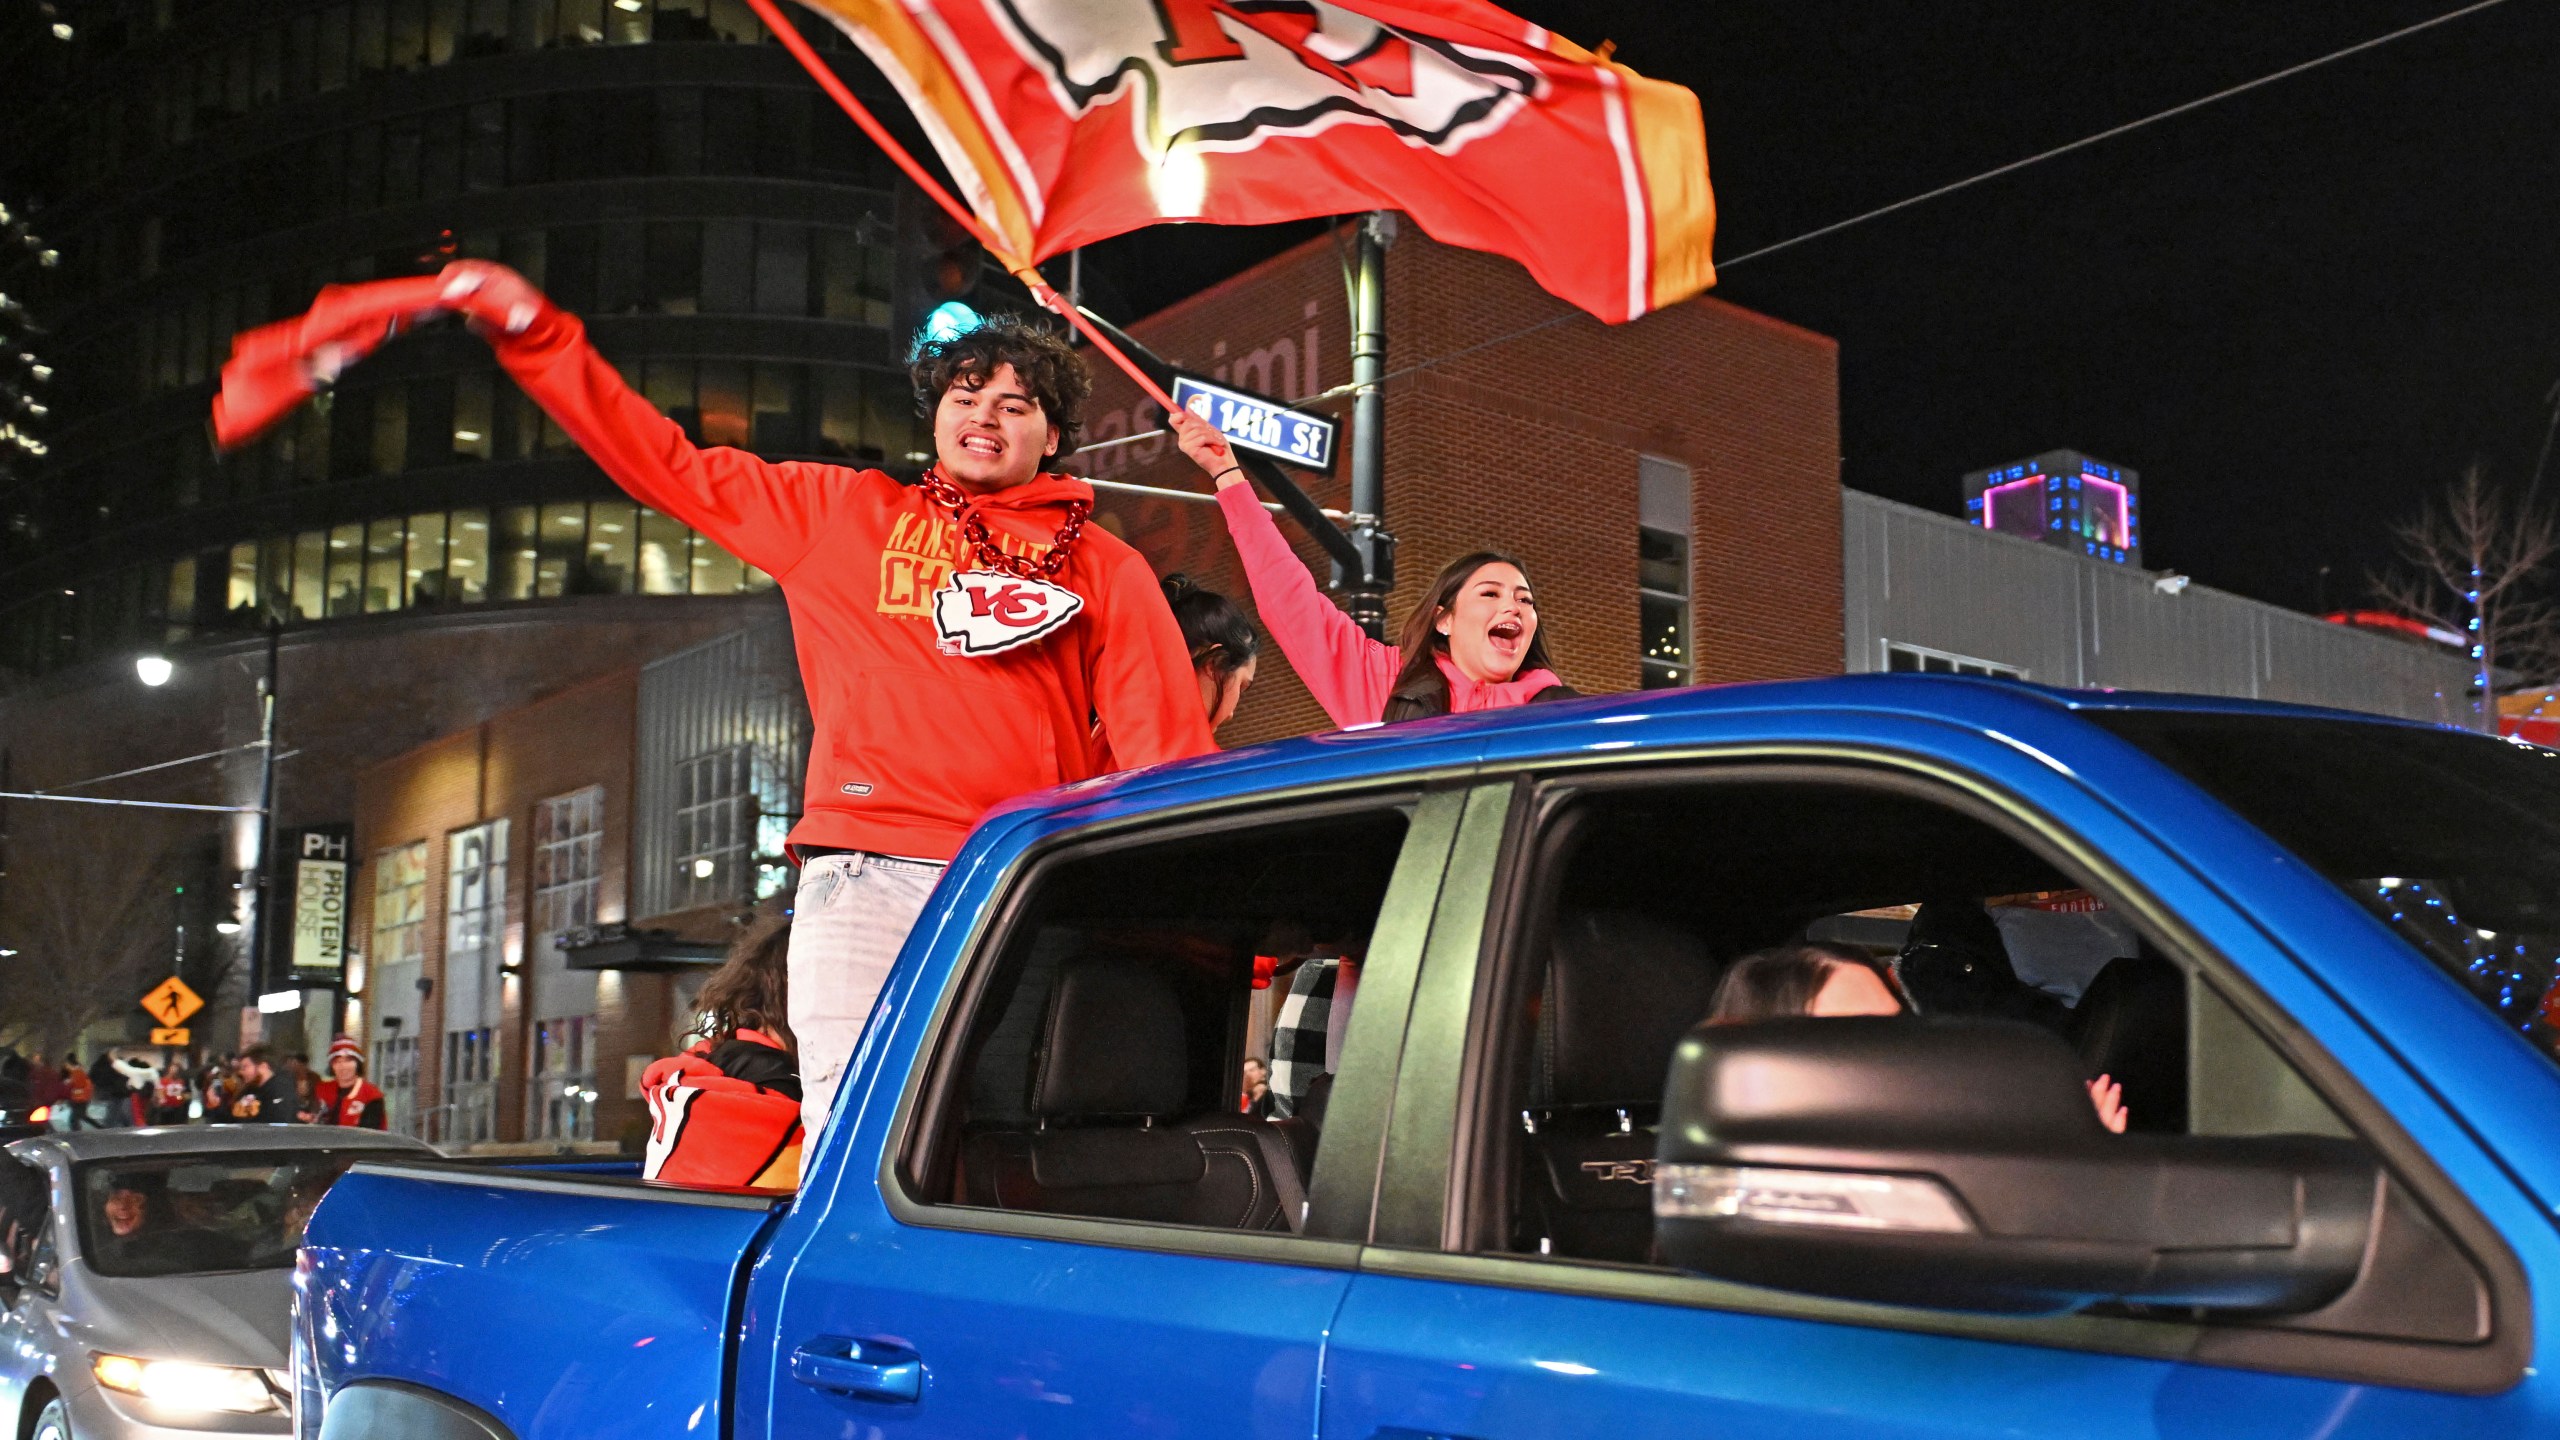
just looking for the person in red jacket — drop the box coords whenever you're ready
[411,261,1216,1136]
[643,918,802,1191]
[1168,408,1575,727]
[313,1036,386,1129]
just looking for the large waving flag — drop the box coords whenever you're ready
[786,0,1714,324]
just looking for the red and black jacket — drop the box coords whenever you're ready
[314,1079,386,1129]
[641,1030,802,1191]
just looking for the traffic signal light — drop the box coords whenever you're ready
[893,190,986,351]
[917,208,983,304]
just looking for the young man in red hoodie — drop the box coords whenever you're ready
[428,261,1217,1136]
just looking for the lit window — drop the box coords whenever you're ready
[528,1015,595,1142]
[675,743,752,901]
[442,818,508,1147]
[1639,455,1692,689]
[530,785,605,1143]
[1881,641,2025,679]
[533,786,604,942]
[375,1035,419,1137]
[372,841,428,973]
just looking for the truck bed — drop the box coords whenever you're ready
[295,1159,783,1440]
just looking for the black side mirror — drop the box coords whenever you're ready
[1653,1017,2378,1316]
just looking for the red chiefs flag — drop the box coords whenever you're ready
[788,0,1714,323]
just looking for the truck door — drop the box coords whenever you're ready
[744,789,1470,1438]
[1321,751,2549,1439]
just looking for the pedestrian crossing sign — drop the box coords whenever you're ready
[141,976,204,1028]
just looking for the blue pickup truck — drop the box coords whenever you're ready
[293,677,2560,1438]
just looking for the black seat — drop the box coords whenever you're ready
[1518,910,1721,1263]
[1899,899,2069,1030]
[963,963,1294,1230]
[2070,954,2188,1133]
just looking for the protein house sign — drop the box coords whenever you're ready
[288,826,354,981]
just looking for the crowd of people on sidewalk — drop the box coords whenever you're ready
[0,1036,387,1131]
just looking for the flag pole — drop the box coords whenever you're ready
[739,0,1183,418]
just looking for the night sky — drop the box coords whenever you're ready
[1073,1,2560,615]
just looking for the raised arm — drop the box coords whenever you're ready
[1170,408,1397,728]
[438,261,846,580]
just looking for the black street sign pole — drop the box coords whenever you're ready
[1069,304,1369,582]
[242,618,280,1017]
[1343,211,1396,641]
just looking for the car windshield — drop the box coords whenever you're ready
[2092,710,2560,1068]
[75,1151,363,1279]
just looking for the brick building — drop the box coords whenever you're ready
[351,667,631,1144]
[1076,224,1845,744]
[349,620,803,1148]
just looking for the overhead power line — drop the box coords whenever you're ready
[1074,0,2519,492]
[36,741,291,796]
[1715,0,2517,271]
[0,790,259,814]
[1318,0,2519,397]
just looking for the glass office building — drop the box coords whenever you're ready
[0,0,966,674]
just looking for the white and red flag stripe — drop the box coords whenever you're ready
[787,0,1715,323]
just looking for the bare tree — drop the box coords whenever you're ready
[2374,465,2560,731]
[0,802,191,1057]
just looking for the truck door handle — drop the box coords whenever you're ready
[788,1338,924,1403]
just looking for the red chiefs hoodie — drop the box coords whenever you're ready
[486,304,1216,861]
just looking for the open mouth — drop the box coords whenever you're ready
[959,433,1003,457]
[1487,618,1524,647]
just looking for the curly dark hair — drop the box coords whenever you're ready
[908,312,1092,464]
[695,915,796,1056]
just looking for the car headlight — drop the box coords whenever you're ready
[92,1353,283,1414]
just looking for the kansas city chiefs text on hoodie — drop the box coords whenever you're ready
[487,303,1216,862]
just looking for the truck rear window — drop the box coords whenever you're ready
[2091,710,2560,1066]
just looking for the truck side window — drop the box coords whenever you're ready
[1467,773,2413,1274]
[907,805,1412,1235]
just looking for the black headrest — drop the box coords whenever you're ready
[1900,900,2063,1026]
[1032,963,1188,1120]
[1538,910,1720,1107]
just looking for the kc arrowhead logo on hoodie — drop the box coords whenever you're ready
[933,570,1085,656]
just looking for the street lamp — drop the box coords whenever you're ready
[131,624,283,1013]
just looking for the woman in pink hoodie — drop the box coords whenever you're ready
[1172,409,1575,728]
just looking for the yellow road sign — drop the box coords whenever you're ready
[140,976,204,1028]
[149,1027,191,1047]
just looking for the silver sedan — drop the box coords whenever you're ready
[0,1126,434,1440]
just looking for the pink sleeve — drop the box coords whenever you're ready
[1217,483,1399,728]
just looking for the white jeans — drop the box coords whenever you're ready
[789,851,945,1141]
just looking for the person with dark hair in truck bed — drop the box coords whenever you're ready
[643,918,804,1190]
